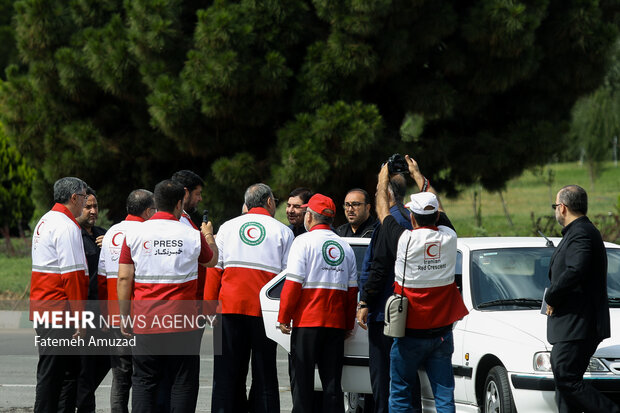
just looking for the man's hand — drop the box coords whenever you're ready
[95,235,104,248]
[278,323,291,335]
[356,307,368,331]
[546,305,554,316]
[120,316,133,338]
[201,221,214,239]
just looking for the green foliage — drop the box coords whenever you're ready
[1,0,619,224]
[569,39,620,186]
[0,122,35,235]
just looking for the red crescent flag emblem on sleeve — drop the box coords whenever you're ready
[112,232,124,247]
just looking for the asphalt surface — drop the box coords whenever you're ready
[0,328,294,412]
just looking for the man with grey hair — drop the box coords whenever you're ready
[31,177,90,412]
[545,185,619,413]
[211,183,294,413]
[278,194,358,412]
[97,189,156,413]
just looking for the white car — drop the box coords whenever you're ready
[260,237,620,412]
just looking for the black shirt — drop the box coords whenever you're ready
[335,215,376,238]
[81,226,107,301]
[289,224,307,238]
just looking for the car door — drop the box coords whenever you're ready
[259,237,372,393]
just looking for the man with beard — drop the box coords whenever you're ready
[75,187,110,413]
[335,188,376,238]
[286,187,313,237]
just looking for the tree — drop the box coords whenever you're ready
[1,0,618,224]
[570,39,620,188]
[0,122,35,255]
[0,0,19,80]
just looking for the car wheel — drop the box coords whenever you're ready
[484,366,516,413]
[345,392,363,413]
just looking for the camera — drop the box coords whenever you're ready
[385,153,408,174]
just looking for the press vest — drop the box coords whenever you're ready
[121,213,206,333]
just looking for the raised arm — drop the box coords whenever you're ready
[405,155,444,212]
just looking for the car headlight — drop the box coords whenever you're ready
[586,357,609,372]
[534,352,552,372]
[534,352,609,373]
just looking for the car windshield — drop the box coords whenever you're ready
[471,247,620,310]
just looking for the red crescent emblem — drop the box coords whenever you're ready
[143,241,150,249]
[328,247,338,259]
[112,232,123,247]
[247,227,257,239]
[36,220,45,235]
[426,244,438,258]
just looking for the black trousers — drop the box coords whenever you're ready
[131,330,201,413]
[34,327,80,413]
[551,338,620,413]
[367,321,421,413]
[211,314,279,413]
[109,328,132,413]
[290,327,345,413]
[76,330,112,413]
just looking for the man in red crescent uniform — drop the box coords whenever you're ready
[210,183,294,413]
[97,189,155,413]
[374,156,468,413]
[30,176,90,412]
[278,194,358,413]
[117,180,217,413]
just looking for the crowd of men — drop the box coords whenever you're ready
[30,155,615,413]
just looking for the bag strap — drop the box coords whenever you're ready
[399,237,411,312]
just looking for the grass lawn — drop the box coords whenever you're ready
[0,238,31,297]
[443,161,620,239]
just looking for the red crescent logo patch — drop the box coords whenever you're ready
[424,242,441,260]
[247,228,258,239]
[112,232,123,247]
[328,246,338,259]
[143,241,151,250]
[36,220,46,235]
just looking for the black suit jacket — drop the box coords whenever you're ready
[545,216,610,344]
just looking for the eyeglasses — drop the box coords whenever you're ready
[343,202,366,209]
[551,203,563,210]
[75,193,88,199]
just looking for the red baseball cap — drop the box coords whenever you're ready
[302,193,336,218]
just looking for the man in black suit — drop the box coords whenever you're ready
[545,185,619,413]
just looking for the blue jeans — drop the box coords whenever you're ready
[389,330,455,413]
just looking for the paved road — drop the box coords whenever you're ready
[0,328,294,412]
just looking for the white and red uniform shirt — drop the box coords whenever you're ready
[208,207,294,317]
[180,211,207,301]
[97,214,144,324]
[278,225,358,330]
[30,203,89,318]
[119,211,212,333]
[389,216,468,330]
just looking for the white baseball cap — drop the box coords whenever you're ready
[405,192,439,215]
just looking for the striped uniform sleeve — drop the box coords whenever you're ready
[346,246,359,330]
[278,240,306,325]
[58,225,89,303]
[97,249,108,316]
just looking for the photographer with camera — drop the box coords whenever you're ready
[361,155,467,413]
[355,154,419,413]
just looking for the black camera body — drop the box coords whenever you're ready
[386,153,408,174]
